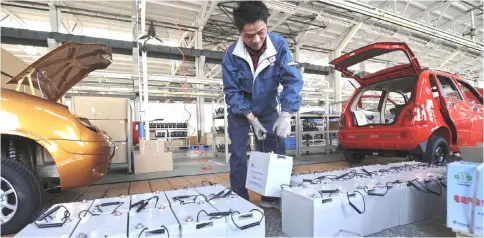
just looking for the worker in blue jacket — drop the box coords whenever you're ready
[222,1,303,209]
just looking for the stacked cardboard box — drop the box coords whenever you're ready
[134,140,173,174]
[71,96,129,164]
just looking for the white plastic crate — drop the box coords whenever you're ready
[246,151,293,197]
[171,202,228,237]
[165,187,206,206]
[128,206,181,237]
[72,211,129,238]
[14,201,95,238]
[89,196,131,215]
[209,194,265,237]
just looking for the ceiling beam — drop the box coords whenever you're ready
[1,27,334,75]
[269,12,293,32]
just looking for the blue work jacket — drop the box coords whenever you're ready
[222,32,304,117]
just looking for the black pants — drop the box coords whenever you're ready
[228,110,286,201]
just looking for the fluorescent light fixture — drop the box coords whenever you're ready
[316,11,353,27]
[264,0,297,14]
[407,34,431,46]
[434,43,457,54]
[368,24,397,37]
[465,50,482,59]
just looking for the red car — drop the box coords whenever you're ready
[331,42,483,164]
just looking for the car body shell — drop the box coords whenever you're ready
[0,42,115,190]
[331,42,483,155]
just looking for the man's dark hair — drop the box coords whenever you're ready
[233,1,270,32]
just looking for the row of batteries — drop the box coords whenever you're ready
[149,122,188,129]
[17,161,447,237]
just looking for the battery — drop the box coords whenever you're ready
[14,200,94,238]
[71,211,128,238]
[128,206,181,238]
[171,201,228,237]
[89,196,131,215]
[208,194,265,237]
[130,191,170,210]
[400,177,446,225]
[165,187,206,206]
[281,184,366,237]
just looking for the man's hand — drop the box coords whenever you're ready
[247,115,267,141]
[273,111,292,138]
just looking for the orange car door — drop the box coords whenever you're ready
[457,81,484,145]
[434,74,472,146]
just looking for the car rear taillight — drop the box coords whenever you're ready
[339,114,346,129]
[402,105,427,126]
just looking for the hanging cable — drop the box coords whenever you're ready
[173,0,211,170]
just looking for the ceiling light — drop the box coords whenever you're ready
[316,11,353,27]
[407,34,431,46]
[367,24,397,37]
[264,0,297,14]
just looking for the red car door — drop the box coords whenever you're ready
[433,74,472,146]
[456,80,484,145]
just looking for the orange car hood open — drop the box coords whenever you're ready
[7,42,113,101]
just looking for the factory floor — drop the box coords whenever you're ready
[42,153,455,237]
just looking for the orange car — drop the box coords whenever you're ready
[0,42,115,234]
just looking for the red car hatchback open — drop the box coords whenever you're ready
[331,42,483,164]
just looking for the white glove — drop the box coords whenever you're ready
[249,118,267,140]
[273,111,292,138]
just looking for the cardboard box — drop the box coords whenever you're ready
[71,96,128,120]
[134,152,173,174]
[113,142,127,164]
[168,139,186,147]
[90,120,127,142]
[139,140,167,153]
[447,161,483,236]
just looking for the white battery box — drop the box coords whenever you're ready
[72,211,128,238]
[209,194,265,237]
[246,151,293,197]
[128,207,181,237]
[171,201,228,237]
[281,185,366,237]
[165,187,206,206]
[14,200,94,238]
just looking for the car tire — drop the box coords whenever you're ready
[1,159,43,235]
[422,136,449,165]
[344,150,365,164]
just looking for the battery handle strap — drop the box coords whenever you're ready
[230,209,264,230]
[346,191,366,215]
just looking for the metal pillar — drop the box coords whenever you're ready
[195,15,205,142]
[132,0,141,121]
[333,22,363,113]
[140,0,150,140]
[294,45,301,158]
[47,3,60,49]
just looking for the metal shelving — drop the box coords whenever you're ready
[210,96,342,160]
[211,96,256,162]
